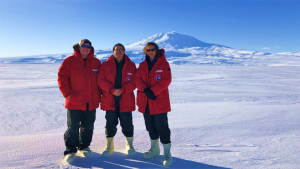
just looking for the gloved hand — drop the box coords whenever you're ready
[144,88,157,100]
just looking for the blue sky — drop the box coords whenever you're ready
[0,0,299,58]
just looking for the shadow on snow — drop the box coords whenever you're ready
[69,151,229,169]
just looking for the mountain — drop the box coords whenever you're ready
[126,31,224,50]
[1,31,300,66]
[123,31,300,66]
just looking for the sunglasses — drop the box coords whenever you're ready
[81,45,91,49]
[114,49,124,52]
[146,49,156,52]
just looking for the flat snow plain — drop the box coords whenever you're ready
[0,64,299,169]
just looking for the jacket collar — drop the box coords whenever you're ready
[107,54,130,63]
[73,49,94,61]
[73,43,95,61]
[146,49,166,65]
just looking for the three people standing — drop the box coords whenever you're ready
[58,40,172,166]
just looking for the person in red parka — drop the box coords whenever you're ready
[135,42,172,167]
[97,43,137,157]
[58,39,101,163]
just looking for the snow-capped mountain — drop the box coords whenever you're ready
[1,31,299,66]
[123,31,299,66]
[126,31,223,50]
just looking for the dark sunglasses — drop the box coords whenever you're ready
[81,45,91,49]
[146,49,156,52]
[114,49,124,52]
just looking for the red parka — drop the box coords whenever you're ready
[135,49,172,115]
[58,44,101,111]
[97,54,136,112]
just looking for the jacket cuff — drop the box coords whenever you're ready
[120,88,125,94]
[141,86,147,92]
[150,88,157,96]
[64,93,71,98]
[109,88,115,94]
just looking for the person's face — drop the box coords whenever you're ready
[114,45,125,60]
[79,43,91,58]
[146,45,156,59]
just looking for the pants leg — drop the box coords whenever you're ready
[143,104,159,140]
[105,110,119,137]
[79,104,96,150]
[153,113,171,144]
[119,112,134,137]
[64,109,81,155]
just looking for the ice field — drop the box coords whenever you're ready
[0,64,299,168]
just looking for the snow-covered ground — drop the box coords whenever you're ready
[0,64,299,169]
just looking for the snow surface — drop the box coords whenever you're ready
[1,63,299,169]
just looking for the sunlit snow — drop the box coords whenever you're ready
[0,32,299,168]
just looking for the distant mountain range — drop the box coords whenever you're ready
[1,31,299,66]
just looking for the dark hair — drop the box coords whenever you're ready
[143,42,159,55]
[113,43,125,52]
[79,39,92,46]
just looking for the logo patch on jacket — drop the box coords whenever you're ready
[92,69,98,77]
[156,75,161,81]
[127,77,131,82]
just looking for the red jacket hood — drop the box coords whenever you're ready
[73,43,95,61]
[145,48,165,60]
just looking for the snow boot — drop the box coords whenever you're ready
[102,137,114,157]
[125,137,136,156]
[78,147,93,158]
[143,139,160,159]
[64,153,76,163]
[163,143,172,167]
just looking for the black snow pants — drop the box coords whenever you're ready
[105,96,134,138]
[143,104,171,144]
[64,104,96,155]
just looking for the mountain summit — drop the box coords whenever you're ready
[126,31,222,50]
